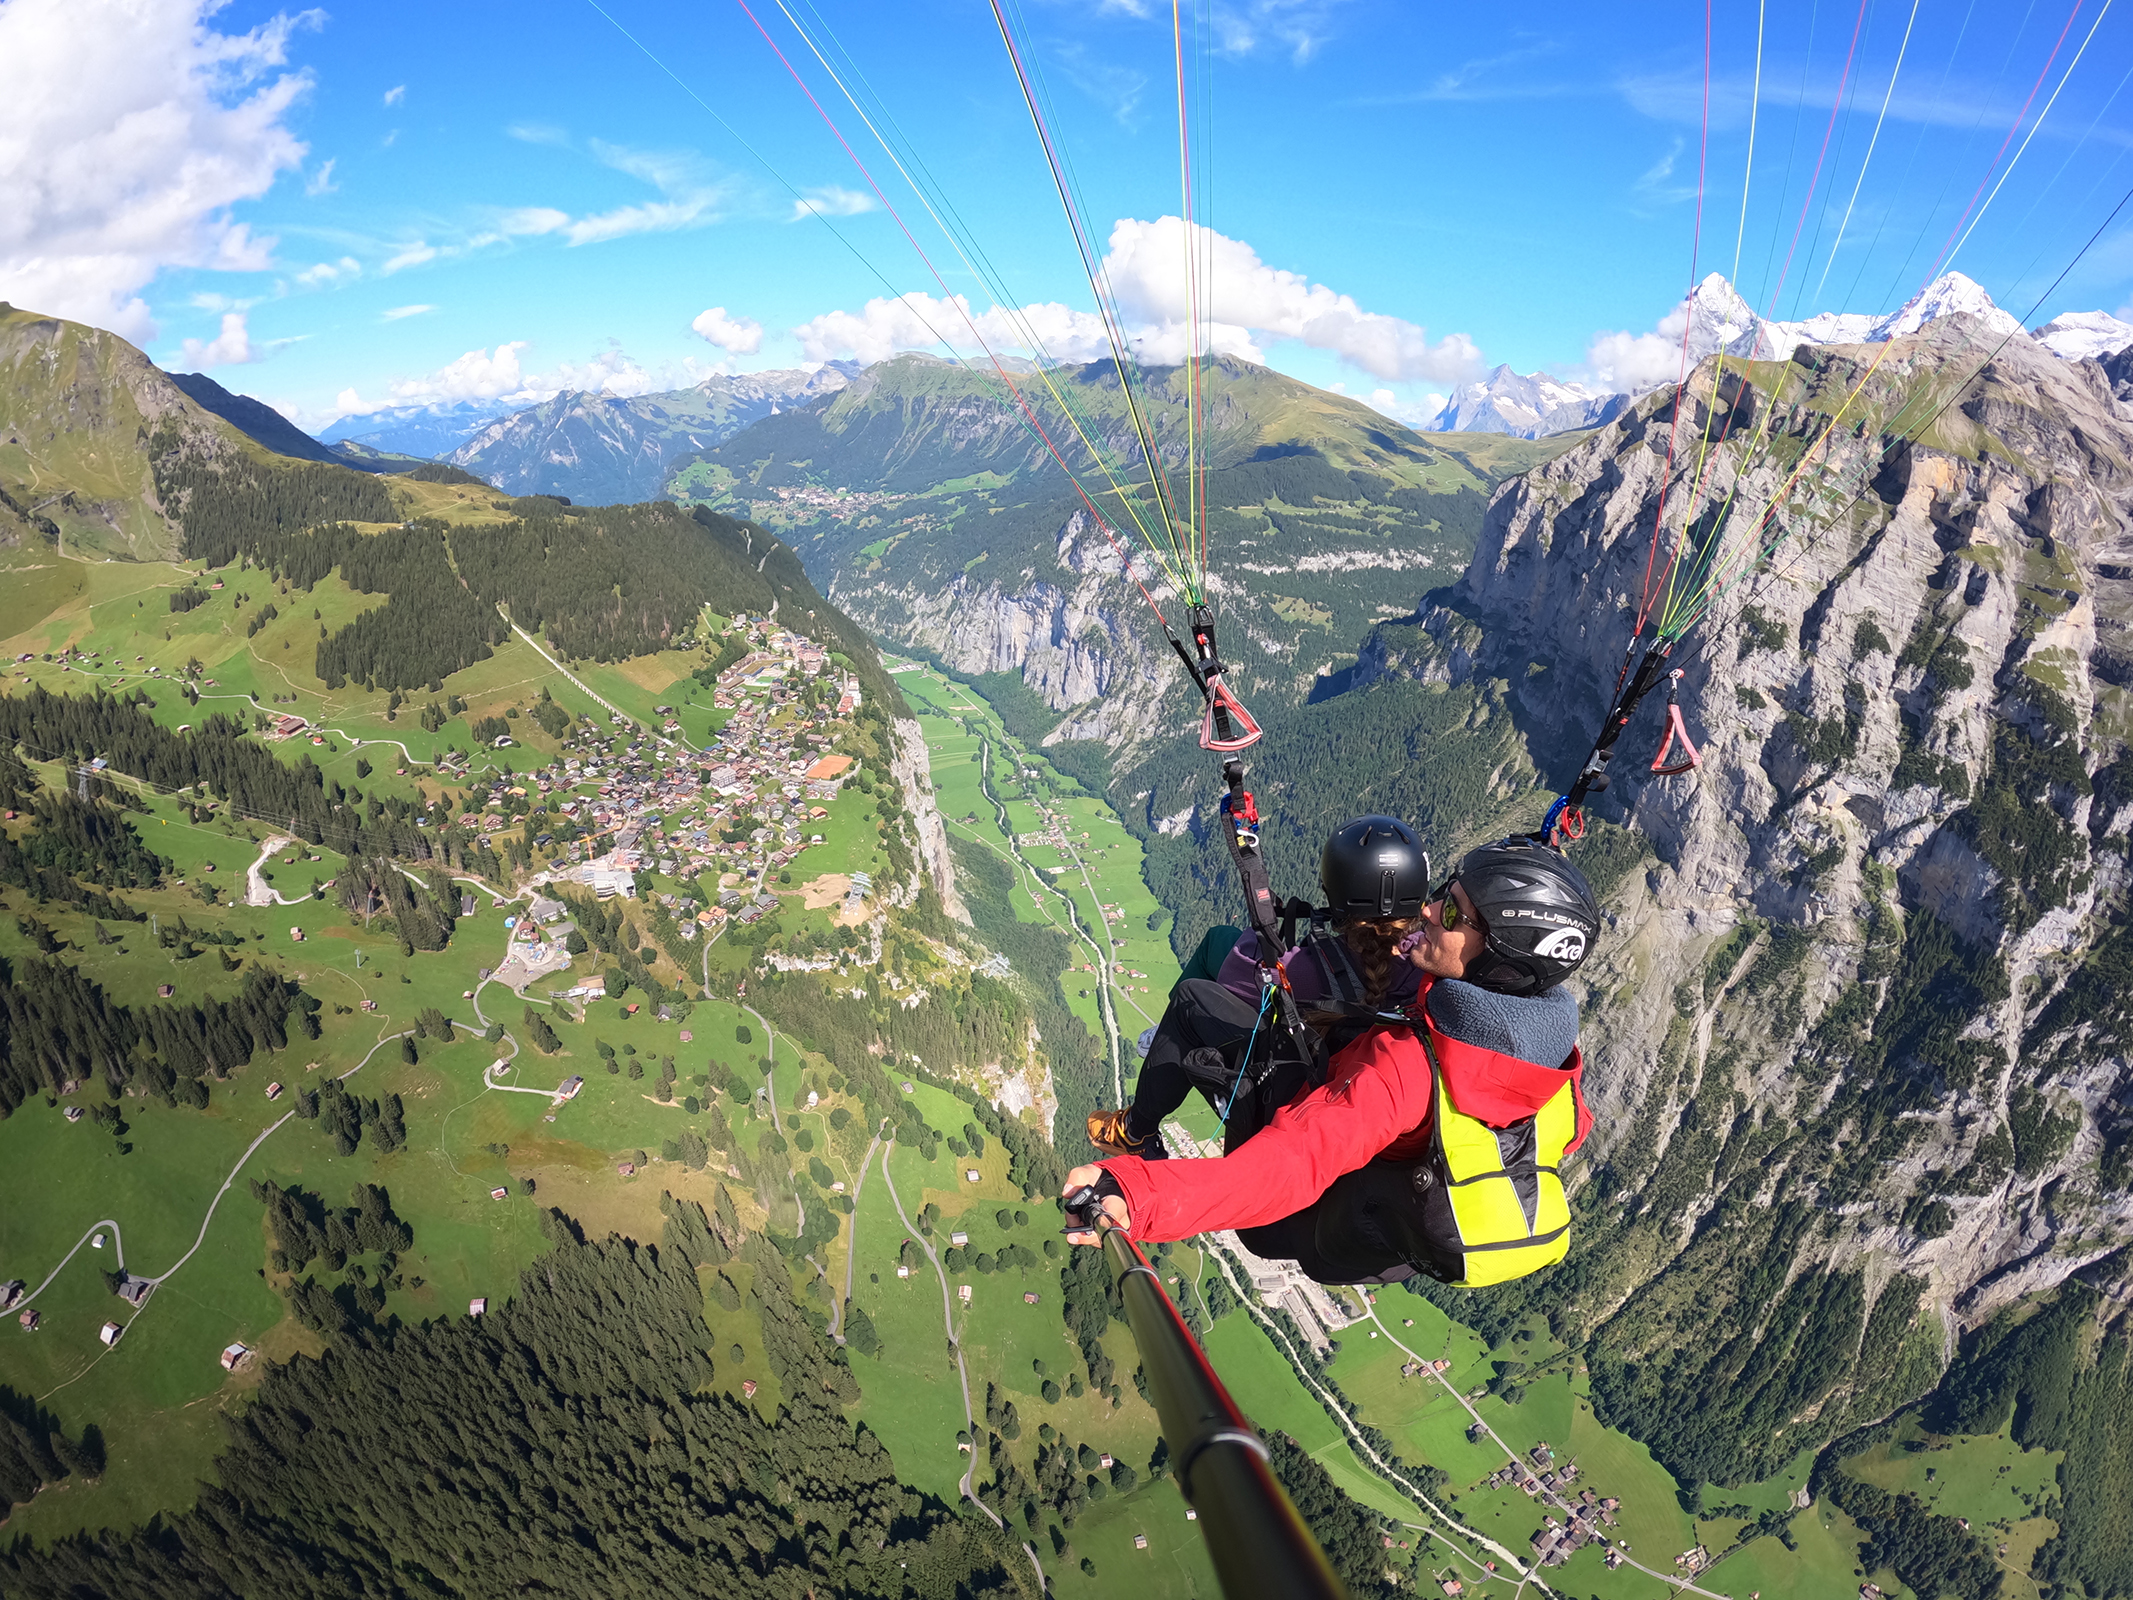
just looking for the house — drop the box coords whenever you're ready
[617,1162,636,1177]
[742,1380,758,1399]
[1133,1534,1148,1550]
[490,1187,509,1200]
[98,1321,122,1346]
[469,1298,487,1317]
[63,1106,83,1123]
[0,1282,22,1310]
[157,984,175,998]
[949,1231,968,1247]
[220,1343,249,1371]
[266,1082,283,1100]
[461,894,478,916]
[957,1284,972,1303]
[288,926,305,942]
[528,896,566,924]
[556,1076,585,1100]
[117,1276,151,1306]
[17,1309,38,1331]
[1023,1292,1039,1304]
[965,1168,982,1183]
[1099,1454,1113,1469]
[896,1265,911,1279]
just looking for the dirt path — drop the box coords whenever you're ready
[244,835,307,906]
[24,1027,412,1401]
[876,1140,1048,1590]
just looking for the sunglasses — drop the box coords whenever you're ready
[1434,881,1477,933]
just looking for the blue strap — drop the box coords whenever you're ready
[1218,982,1276,1124]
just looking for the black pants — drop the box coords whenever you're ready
[1128,981,1415,1287]
[1123,979,1267,1141]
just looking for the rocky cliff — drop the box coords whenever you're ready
[1354,313,2133,1479]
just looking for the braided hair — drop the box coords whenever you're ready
[1344,915,1417,1009]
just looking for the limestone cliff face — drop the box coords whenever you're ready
[890,716,970,925]
[830,511,1192,758]
[1377,318,2133,1350]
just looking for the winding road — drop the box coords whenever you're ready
[1367,1310,1730,1600]
[966,731,1129,1103]
[19,1025,419,1400]
[875,1138,1049,1590]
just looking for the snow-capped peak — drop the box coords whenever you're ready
[1867,271,2024,343]
[2031,309,2133,362]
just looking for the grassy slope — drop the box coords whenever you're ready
[0,541,895,1541]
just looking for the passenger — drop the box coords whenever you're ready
[1069,822,1601,1286]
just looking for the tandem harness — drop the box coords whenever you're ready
[1314,1021,1589,1288]
[1183,974,1591,1290]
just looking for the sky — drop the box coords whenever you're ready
[3,0,2130,434]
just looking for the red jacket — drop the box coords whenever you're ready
[1100,988,1589,1244]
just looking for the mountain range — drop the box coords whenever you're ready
[1427,271,2129,438]
[440,363,860,503]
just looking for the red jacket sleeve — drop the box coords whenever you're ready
[1099,1027,1434,1243]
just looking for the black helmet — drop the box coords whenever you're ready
[1453,837,1601,995]
[1321,816,1430,921]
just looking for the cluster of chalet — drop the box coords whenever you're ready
[472,693,859,917]
[1509,1444,1622,1570]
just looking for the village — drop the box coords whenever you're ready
[465,614,874,990]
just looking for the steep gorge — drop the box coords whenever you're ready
[825,315,2133,1502]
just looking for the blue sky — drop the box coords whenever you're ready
[4,0,2129,431]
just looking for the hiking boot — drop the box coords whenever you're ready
[1086,1107,1167,1160]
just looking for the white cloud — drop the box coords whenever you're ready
[1582,292,1701,392]
[305,157,337,196]
[565,199,717,247]
[791,292,1116,366]
[1210,0,1355,64]
[325,338,680,423]
[499,206,570,236]
[296,255,360,287]
[560,142,727,245]
[381,304,436,321]
[1102,216,1482,382]
[382,241,438,274]
[790,219,1482,385]
[787,185,878,223]
[190,290,257,314]
[691,306,764,354]
[506,122,569,145]
[1050,42,1148,126]
[0,0,316,342]
[382,84,404,106]
[180,310,259,368]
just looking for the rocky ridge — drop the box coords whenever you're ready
[445,365,860,504]
[1376,315,2133,1351]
